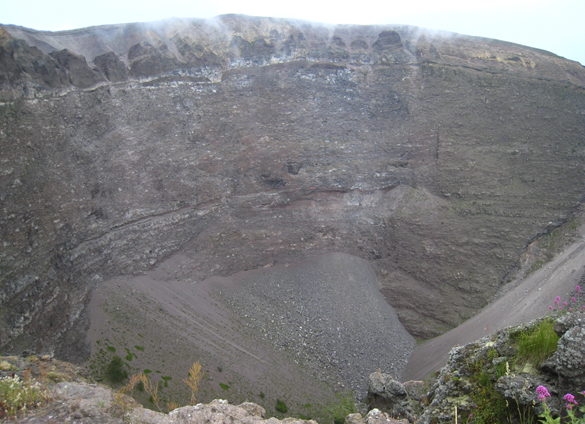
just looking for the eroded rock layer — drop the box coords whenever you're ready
[1,15,585,358]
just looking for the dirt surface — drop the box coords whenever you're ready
[401,224,585,382]
[87,252,414,414]
[87,259,341,417]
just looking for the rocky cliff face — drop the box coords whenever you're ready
[1,15,585,360]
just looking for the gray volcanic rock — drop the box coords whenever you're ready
[367,372,415,422]
[93,51,128,82]
[48,49,105,88]
[1,15,585,363]
[542,313,585,388]
[0,28,69,96]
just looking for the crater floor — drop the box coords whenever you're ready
[88,252,414,408]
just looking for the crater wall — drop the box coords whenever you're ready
[1,15,585,358]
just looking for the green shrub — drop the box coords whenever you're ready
[276,399,288,413]
[106,355,128,383]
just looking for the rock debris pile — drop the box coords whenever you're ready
[221,253,415,398]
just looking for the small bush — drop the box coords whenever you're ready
[276,399,288,413]
[106,355,128,383]
[0,374,50,419]
[461,357,514,424]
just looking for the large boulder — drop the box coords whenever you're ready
[367,372,415,422]
[542,313,585,391]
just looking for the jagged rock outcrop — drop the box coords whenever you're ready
[367,372,416,422]
[1,15,585,367]
[542,313,585,395]
[416,312,585,423]
[347,409,409,424]
[17,382,317,424]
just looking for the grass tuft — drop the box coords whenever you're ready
[514,318,559,368]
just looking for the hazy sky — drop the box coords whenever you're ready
[2,0,584,65]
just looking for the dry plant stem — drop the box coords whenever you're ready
[183,361,204,405]
[167,401,180,412]
[119,374,142,397]
[140,373,161,411]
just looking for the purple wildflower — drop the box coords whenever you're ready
[570,308,574,312]
[537,386,551,398]
[572,297,577,303]
[555,298,560,305]
[563,301,568,306]
[549,306,553,310]
[564,394,576,403]
[560,306,563,310]
[576,285,582,293]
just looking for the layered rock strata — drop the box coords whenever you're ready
[1,15,585,359]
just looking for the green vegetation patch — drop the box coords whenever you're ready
[513,318,559,368]
[325,393,356,424]
[106,355,128,383]
[276,399,288,414]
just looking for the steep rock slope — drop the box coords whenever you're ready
[1,15,585,360]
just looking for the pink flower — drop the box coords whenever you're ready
[560,306,563,310]
[576,285,582,293]
[564,394,576,403]
[563,301,568,306]
[555,299,560,305]
[571,297,577,303]
[570,308,574,312]
[537,386,551,398]
[549,306,553,310]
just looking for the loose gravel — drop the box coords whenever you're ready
[221,252,416,399]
